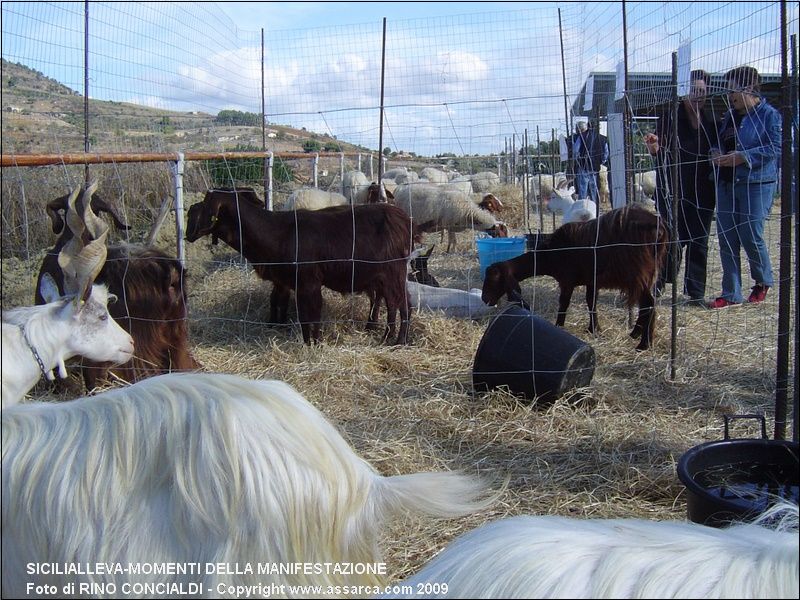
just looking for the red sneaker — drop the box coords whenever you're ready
[747,284,769,304]
[707,297,738,309]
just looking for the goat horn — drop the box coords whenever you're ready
[80,181,107,240]
[58,184,109,300]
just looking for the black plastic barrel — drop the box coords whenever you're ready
[473,303,596,403]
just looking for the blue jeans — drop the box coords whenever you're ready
[715,180,776,302]
[575,170,600,203]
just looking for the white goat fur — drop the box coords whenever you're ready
[282,187,349,210]
[384,506,799,599]
[2,372,495,597]
[546,188,598,224]
[1,282,133,407]
[407,281,496,319]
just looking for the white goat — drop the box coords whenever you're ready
[546,186,598,223]
[1,185,134,407]
[2,372,497,597]
[1,280,134,407]
[281,187,349,210]
[383,505,799,599]
[407,280,496,319]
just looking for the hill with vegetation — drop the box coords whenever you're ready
[1,59,369,156]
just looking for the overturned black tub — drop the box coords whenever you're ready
[473,303,595,403]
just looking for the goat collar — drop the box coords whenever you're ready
[18,324,49,381]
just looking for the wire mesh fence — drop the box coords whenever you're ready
[1,0,797,512]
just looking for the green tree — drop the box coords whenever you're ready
[205,143,295,188]
[302,140,322,153]
[382,147,391,157]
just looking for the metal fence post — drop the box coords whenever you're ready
[173,152,186,266]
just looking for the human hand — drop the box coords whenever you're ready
[710,151,744,167]
[644,133,659,154]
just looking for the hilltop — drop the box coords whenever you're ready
[1,59,369,156]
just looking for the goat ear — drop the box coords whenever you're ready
[45,196,68,234]
[424,244,434,258]
[39,272,63,303]
[92,195,131,231]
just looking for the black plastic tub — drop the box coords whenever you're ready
[472,303,595,403]
[677,416,799,527]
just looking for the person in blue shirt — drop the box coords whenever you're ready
[707,66,781,309]
[570,120,609,204]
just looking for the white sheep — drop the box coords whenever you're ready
[383,504,799,599]
[407,280,496,319]
[393,183,506,252]
[526,172,571,206]
[343,169,369,202]
[2,372,498,597]
[466,171,500,193]
[420,167,450,183]
[281,187,349,210]
[634,169,657,203]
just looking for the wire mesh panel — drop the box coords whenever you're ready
[0,1,797,584]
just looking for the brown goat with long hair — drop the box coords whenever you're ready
[185,188,413,344]
[482,205,668,350]
[36,186,200,390]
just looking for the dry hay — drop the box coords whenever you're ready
[2,193,791,584]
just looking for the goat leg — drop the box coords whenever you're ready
[555,285,575,328]
[585,284,601,334]
[633,290,656,351]
[366,290,382,331]
[394,292,411,345]
[270,284,291,324]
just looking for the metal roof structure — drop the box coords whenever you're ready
[572,71,784,123]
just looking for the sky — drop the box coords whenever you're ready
[219,1,531,31]
[1,1,795,156]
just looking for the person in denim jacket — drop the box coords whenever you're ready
[707,66,781,308]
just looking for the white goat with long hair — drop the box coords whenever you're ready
[1,184,134,406]
[2,372,497,597]
[383,504,799,599]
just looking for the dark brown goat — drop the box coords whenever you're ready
[185,189,413,344]
[36,187,200,390]
[481,205,668,350]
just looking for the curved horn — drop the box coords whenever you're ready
[58,183,109,301]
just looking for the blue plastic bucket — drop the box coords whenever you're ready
[476,237,526,278]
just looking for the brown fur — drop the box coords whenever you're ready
[185,189,413,344]
[482,205,668,350]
